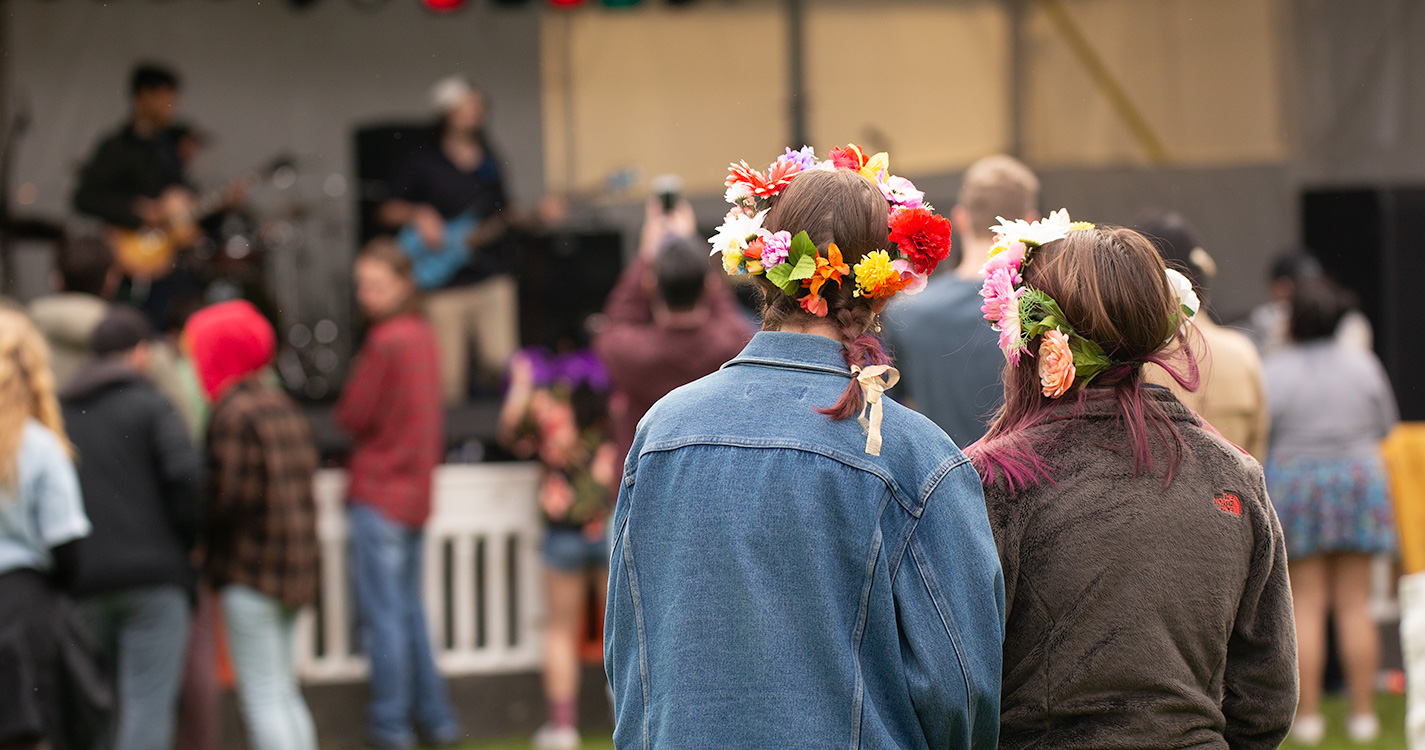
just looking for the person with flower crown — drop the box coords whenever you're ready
[604,145,1003,749]
[967,215,1298,748]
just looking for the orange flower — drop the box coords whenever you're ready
[1038,329,1076,398]
[799,292,828,317]
[804,243,850,297]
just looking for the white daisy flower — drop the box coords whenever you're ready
[708,209,768,257]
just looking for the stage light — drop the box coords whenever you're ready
[547,0,586,7]
[602,0,641,6]
[422,0,467,12]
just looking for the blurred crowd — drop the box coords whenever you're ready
[0,64,1410,750]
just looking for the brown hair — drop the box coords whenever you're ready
[755,168,892,420]
[971,226,1200,490]
[957,155,1040,239]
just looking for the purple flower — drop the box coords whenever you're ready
[760,230,792,269]
[776,146,819,172]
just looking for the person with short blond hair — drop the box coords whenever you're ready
[885,154,1040,446]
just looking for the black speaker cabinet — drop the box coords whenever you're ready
[1302,187,1425,420]
[353,123,439,246]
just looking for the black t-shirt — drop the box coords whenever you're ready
[389,143,510,284]
[390,145,507,221]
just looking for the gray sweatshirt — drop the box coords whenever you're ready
[1263,341,1398,462]
[980,387,1297,749]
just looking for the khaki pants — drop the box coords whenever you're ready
[424,274,519,403]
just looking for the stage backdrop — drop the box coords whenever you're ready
[4,0,545,326]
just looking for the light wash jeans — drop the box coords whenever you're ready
[348,503,461,748]
[78,585,191,750]
[221,585,318,750]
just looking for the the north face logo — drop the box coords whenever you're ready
[1214,492,1242,516]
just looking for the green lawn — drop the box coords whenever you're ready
[460,694,1409,750]
[1281,693,1409,750]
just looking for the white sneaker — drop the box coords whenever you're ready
[1290,714,1327,746]
[1347,713,1380,744]
[532,723,581,750]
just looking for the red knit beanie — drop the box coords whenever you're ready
[184,300,276,402]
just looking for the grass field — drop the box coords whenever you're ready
[459,694,1411,750]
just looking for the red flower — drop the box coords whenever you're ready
[888,207,952,275]
[828,144,868,171]
[727,159,801,198]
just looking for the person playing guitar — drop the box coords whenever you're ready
[72,63,243,328]
[378,75,517,404]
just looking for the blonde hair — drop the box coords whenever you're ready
[957,154,1041,239]
[0,309,72,485]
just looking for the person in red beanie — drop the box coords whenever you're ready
[184,300,320,750]
[336,240,461,749]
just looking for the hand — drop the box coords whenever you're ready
[466,213,508,249]
[414,205,445,250]
[134,197,166,227]
[666,199,697,240]
[638,198,667,261]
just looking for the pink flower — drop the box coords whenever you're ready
[760,230,792,269]
[980,241,1026,280]
[891,259,929,296]
[980,268,1026,363]
[1038,329,1076,398]
[878,175,925,210]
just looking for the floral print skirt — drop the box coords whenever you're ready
[1265,454,1396,560]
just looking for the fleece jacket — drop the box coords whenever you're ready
[980,385,1297,750]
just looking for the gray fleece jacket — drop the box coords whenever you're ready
[980,386,1297,750]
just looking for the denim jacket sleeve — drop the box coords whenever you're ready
[893,457,1004,750]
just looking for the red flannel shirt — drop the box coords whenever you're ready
[335,313,445,528]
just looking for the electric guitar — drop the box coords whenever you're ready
[396,211,481,290]
[110,155,292,278]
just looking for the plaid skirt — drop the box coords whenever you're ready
[1265,454,1396,560]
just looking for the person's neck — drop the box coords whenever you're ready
[131,114,161,139]
[954,232,996,279]
[769,318,844,342]
[656,306,709,330]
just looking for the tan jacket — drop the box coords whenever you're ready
[1147,318,1269,460]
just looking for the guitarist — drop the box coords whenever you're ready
[378,75,517,404]
[72,63,218,328]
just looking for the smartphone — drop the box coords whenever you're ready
[650,174,684,214]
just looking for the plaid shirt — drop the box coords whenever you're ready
[335,313,444,528]
[203,378,320,609]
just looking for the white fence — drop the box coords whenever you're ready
[295,463,546,683]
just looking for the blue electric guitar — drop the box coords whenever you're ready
[396,211,480,290]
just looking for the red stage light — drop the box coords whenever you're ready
[422,0,467,12]
[547,0,586,6]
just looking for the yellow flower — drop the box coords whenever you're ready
[746,259,764,275]
[860,151,890,182]
[987,240,1010,258]
[722,247,744,275]
[1070,221,1096,231]
[853,250,905,299]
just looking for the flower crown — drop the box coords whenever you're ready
[710,144,953,317]
[978,209,1201,398]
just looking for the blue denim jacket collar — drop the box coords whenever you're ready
[721,330,853,380]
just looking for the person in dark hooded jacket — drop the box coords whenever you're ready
[60,304,203,750]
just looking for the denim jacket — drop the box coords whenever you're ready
[605,331,1004,750]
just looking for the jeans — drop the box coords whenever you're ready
[78,585,191,750]
[221,585,317,750]
[348,503,460,748]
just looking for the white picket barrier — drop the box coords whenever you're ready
[295,463,546,683]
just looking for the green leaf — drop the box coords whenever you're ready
[787,253,816,280]
[788,231,817,265]
[765,261,793,290]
